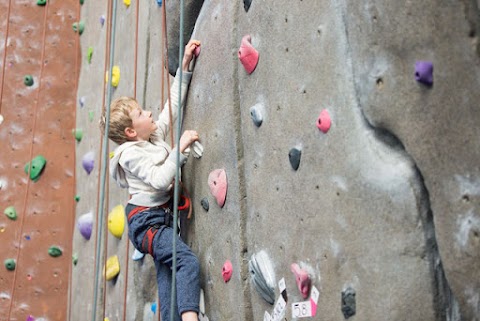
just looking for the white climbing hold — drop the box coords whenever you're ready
[132,249,145,261]
[0,114,4,125]
[192,141,204,159]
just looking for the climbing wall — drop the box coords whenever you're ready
[0,0,80,320]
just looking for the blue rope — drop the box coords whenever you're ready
[170,0,184,319]
[92,0,118,319]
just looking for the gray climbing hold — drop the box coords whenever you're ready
[250,103,263,127]
[200,197,209,211]
[192,141,204,159]
[341,286,356,319]
[249,250,276,305]
[289,147,301,171]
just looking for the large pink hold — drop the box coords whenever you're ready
[222,260,233,283]
[208,169,227,208]
[316,109,331,133]
[238,35,259,74]
[291,263,311,299]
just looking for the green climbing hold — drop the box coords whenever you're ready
[72,253,78,265]
[87,46,93,64]
[72,21,85,35]
[75,195,80,202]
[4,259,16,271]
[24,155,46,182]
[80,0,84,4]
[89,111,94,122]
[37,0,47,5]
[4,206,17,220]
[24,75,34,86]
[73,128,83,142]
[48,245,63,257]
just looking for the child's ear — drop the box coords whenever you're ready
[125,127,137,139]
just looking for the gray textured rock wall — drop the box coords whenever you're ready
[72,1,479,320]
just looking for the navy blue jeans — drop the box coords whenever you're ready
[125,203,200,321]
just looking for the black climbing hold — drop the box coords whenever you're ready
[244,0,252,12]
[341,287,356,319]
[200,197,209,211]
[24,75,34,86]
[289,148,301,171]
[4,258,16,271]
[24,155,46,182]
[37,0,47,6]
[250,104,263,127]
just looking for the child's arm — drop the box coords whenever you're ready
[155,39,201,140]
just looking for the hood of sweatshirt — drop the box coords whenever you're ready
[109,141,144,188]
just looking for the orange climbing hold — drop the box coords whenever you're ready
[238,35,259,74]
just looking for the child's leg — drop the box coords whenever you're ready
[154,260,182,321]
[152,226,201,318]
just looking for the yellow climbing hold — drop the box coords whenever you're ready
[105,255,120,281]
[108,205,125,239]
[109,151,115,159]
[105,318,110,321]
[124,0,131,7]
[105,66,120,87]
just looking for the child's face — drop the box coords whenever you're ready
[128,107,157,141]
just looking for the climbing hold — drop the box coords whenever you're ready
[105,65,120,87]
[48,246,62,257]
[192,141,204,159]
[108,205,125,239]
[105,255,120,280]
[124,0,130,7]
[238,35,259,74]
[415,61,433,86]
[289,147,301,171]
[222,260,233,283]
[24,75,34,86]
[244,0,252,12]
[155,0,162,6]
[199,289,206,314]
[26,315,34,321]
[4,259,15,271]
[87,47,93,64]
[82,151,95,175]
[73,128,83,142]
[100,15,106,26]
[0,114,3,125]
[72,21,85,35]
[132,249,145,261]
[109,151,115,159]
[74,195,80,202]
[208,169,227,208]
[316,109,331,133]
[341,286,356,319]
[89,111,94,122]
[4,206,17,220]
[37,0,46,6]
[151,302,157,314]
[290,263,311,299]
[249,251,276,304]
[194,44,201,57]
[250,103,263,127]
[80,0,84,4]
[24,155,46,182]
[25,235,31,240]
[77,212,93,240]
[72,253,78,265]
[79,96,86,107]
[200,197,209,211]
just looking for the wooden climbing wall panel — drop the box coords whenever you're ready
[0,0,80,320]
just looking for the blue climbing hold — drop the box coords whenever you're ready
[155,0,162,6]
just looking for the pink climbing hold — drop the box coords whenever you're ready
[316,109,331,133]
[238,35,259,74]
[208,169,227,208]
[222,260,233,283]
[291,263,311,299]
[194,44,201,57]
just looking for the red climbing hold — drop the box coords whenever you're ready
[316,109,331,133]
[291,263,311,299]
[238,35,259,74]
[222,260,233,283]
[208,169,227,208]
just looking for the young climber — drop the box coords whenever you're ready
[99,39,201,321]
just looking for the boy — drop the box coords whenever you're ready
[99,39,201,321]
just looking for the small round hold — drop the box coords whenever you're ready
[200,197,209,211]
[24,75,34,86]
[414,61,433,86]
[4,206,17,220]
[289,148,301,171]
[250,104,263,127]
[316,109,331,133]
[4,258,16,271]
[37,0,47,6]
[48,245,63,257]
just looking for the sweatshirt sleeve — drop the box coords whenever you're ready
[120,146,188,191]
[154,68,193,141]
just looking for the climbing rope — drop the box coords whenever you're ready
[0,0,12,114]
[92,0,118,320]
[6,2,49,319]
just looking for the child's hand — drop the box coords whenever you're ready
[179,130,199,152]
[182,39,201,71]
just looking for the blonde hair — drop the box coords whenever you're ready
[99,96,139,145]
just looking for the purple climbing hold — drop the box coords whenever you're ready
[82,151,95,175]
[414,61,433,86]
[100,15,106,26]
[26,315,35,321]
[77,212,93,240]
[79,96,85,107]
